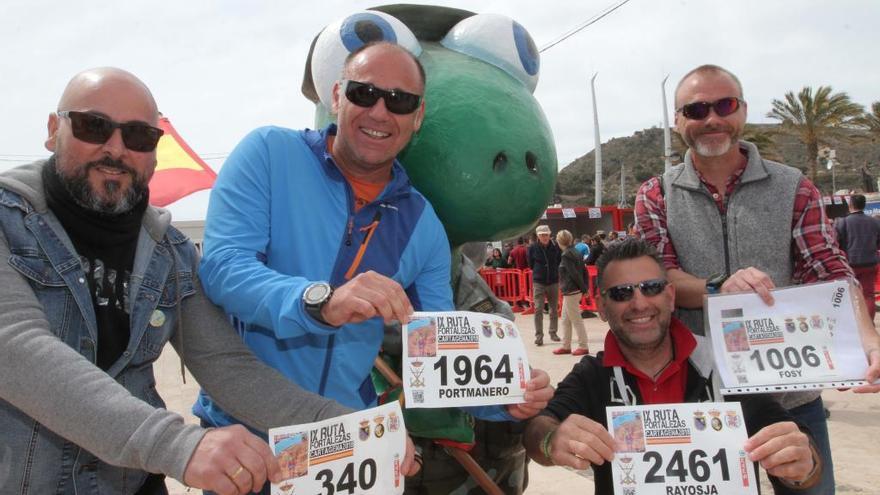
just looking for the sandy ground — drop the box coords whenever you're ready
[157,313,880,494]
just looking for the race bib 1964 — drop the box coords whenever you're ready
[402,311,530,408]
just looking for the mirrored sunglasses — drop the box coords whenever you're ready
[677,97,743,120]
[601,278,669,302]
[57,111,164,152]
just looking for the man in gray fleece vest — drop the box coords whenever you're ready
[635,64,880,495]
[0,68,355,495]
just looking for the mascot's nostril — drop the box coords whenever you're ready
[493,152,508,171]
[525,151,538,173]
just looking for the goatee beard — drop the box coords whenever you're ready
[57,157,148,216]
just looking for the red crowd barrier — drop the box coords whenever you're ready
[478,268,528,312]
[478,266,600,316]
[579,265,599,312]
[875,269,880,303]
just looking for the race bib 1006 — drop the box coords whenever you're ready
[402,311,530,408]
[705,280,871,394]
[607,402,758,495]
[269,402,405,495]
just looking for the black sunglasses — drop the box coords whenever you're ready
[57,111,164,152]
[343,80,422,115]
[676,97,743,120]
[601,278,669,302]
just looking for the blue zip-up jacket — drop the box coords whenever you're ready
[195,125,510,425]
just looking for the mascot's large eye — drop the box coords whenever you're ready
[441,14,539,92]
[311,11,421,108]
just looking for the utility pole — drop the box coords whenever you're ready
[591,73,602,206]
[661,75,673,173]
[618,160,628,208]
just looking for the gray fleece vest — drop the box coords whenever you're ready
[665,141,819,409]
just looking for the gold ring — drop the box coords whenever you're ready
[231,465,245,478]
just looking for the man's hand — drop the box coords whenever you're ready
[854,347,880,393]
[183,425,281,495]
[321,271,414,327]
[548,414,616,469]
[721,267,776,305]
[401,435,421,477]
[743,421,816,484]
[507,368,554,419]
[850,283,880,393]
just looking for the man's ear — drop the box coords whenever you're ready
[45,112,59,152]
[596,296,607,322]
[413,99,426,132]
[330,80,342,115]
[673,112,683,136]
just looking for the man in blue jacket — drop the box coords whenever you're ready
[195,42,552,444]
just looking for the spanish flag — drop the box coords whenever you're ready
[149,116,216,207]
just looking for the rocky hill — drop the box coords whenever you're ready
[556,124,880,206]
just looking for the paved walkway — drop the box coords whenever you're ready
[156,313,880,494]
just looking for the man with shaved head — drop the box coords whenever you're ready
[196,41,553,490]
[0,67,353,495]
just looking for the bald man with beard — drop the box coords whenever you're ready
[0,68,355,495]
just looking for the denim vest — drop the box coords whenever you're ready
[0,185,197,494]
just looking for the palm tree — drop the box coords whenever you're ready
[743,125,782,162]
[866,102,880,140]
[766,86,865,181]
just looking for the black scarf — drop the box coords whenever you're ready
[42,159,147,370]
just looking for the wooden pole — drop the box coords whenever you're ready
[372,357,504,494]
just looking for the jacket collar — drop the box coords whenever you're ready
[673,140,768,192]
[303,124,413,201]
[603,317,697,371]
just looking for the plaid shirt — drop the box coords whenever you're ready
[635,152,853,284]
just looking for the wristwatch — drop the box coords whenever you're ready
[705,273,728,294]
[303,282,334,325]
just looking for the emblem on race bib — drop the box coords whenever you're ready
[725,410,741,429]
[481,320,493,338]
[693,411,707,431]
[408,361,425,389]
[709,410,722,431]
[373,415,385,439]
[495,324,505,339]
[618,455,637,487]
[359,420,370,441]
[388,412,400,433]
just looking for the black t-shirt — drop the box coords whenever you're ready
[42,160,146,370]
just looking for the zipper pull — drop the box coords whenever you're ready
[360,210,383,240]
[345,217,354,246]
